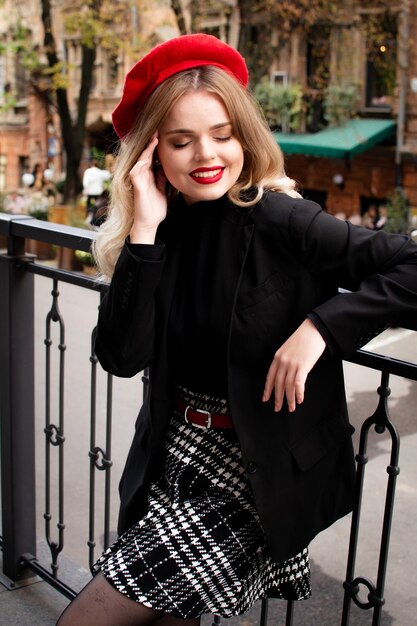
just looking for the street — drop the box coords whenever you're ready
[31,276,417,625]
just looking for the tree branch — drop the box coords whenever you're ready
[170,0,188,35]
[40,0,73,135]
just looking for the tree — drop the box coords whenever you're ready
[38,0,130,202]
[384,189,410,234]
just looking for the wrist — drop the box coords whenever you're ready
[129,224,158,244]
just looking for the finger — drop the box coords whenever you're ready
[273,361,288,412]
[129,164,153,192]
[131,137,159,173]
[130,159,149,173]
[143,134,159,159]
[130,140,160,180]
[283,360,300,412]
[285,373,297,413]
[263,359,278,401]
[294,371,306,406]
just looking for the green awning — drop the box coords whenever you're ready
[274,119,396,159]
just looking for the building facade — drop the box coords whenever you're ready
[1,0,417,221]
[269,1,417,219]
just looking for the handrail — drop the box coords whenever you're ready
[345,348,417,380]
[0,213,95,252]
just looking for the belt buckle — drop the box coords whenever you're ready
[184,406,212,429]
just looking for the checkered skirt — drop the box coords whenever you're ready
[93,387,311,618]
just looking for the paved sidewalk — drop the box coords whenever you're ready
[0,547,86,626]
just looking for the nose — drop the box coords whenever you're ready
[194,137,216,162]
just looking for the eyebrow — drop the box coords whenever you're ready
[165,122,232,135]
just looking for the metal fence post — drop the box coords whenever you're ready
[0,225,37,581]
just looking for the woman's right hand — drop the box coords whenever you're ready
[129,134,168,243]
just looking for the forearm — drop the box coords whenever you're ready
[95,243,165,376]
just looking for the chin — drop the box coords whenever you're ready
[183,185,229,205]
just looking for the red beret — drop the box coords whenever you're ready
[112,34,249,139]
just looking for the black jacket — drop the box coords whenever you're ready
[95,191,417,562]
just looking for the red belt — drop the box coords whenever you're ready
[176,398,234,429]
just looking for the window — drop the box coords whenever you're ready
[364,12,398,109]
[15,52,28,101]
[19,156,29,185]
[106,51,119,90]
[306,25,331,91]
[270,71,288,87]
[305,24,330,132]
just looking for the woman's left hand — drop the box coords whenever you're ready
[263,318,326,413]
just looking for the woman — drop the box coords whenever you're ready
[57,34,417,625]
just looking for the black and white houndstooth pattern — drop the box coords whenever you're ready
[93,387,311,618]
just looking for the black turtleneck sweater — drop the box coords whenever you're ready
[129,195,251,397]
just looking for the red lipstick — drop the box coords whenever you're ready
[189,166,225,185]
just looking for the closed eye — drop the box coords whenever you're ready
[173,141,192,149]
[173,135,231,148]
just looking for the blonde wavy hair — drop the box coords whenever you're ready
[94,65,300,279]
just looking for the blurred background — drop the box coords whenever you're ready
[0,0,417,238]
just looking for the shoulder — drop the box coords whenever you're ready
[251,190,361,257]
[253,190,325,232]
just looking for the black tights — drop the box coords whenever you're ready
[56,572,201,626]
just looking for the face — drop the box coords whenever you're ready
[157,89,244,205]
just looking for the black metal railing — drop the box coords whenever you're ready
[0,214,109,601]
[342,369,399,626]
[0,214,416,625]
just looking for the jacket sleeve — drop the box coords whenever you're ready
[94,243,165,377]
[289,199,417,358]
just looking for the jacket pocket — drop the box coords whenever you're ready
[237,272,291,311]
[290,418,355,472]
